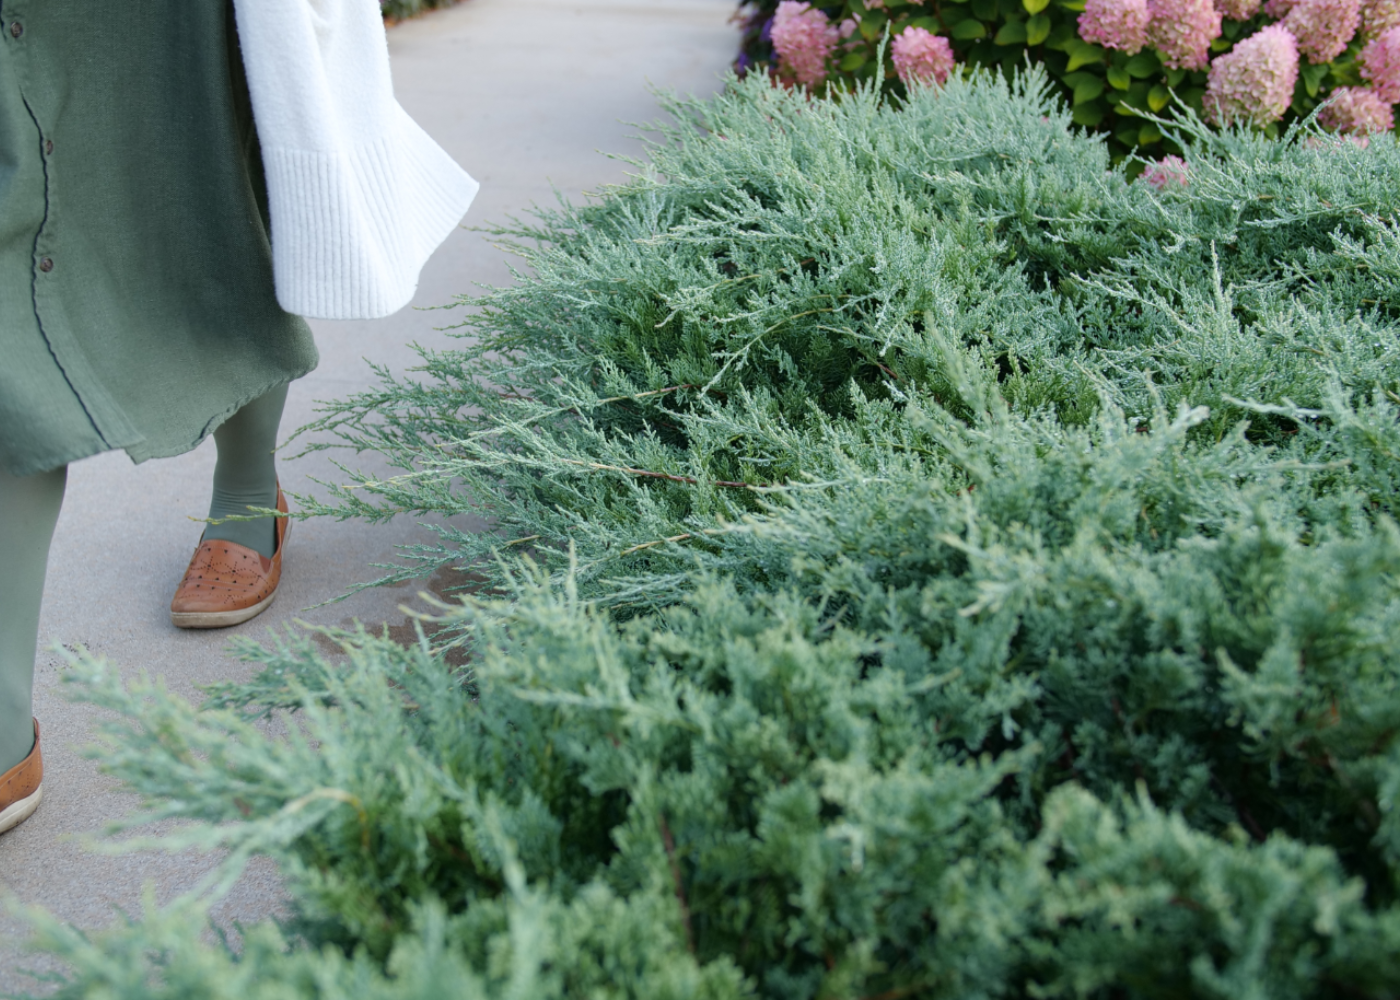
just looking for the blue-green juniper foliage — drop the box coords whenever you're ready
[25,68,1400,997]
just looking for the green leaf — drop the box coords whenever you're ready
[1065,40,1104,70]
[840,50,869,71]
[1071,100,1105,125]
[1302,62,1329,97]
[1046,23,1078,49]
[859,14,886,41]
[1148,84,1170,111]
[952,18,989,38]
[1125,52,1160,77]
[1026,13,1052,44]
[1024,0,1052,13]
[972,0,997,18]
[1107,64,1132,90]
[1074,76,1106,103]
[995,19,1029,44]
[1116,80,1149,113]
[1210,37,1231,51]
[1138,123,1163,144]
[1166,67,1187,86]
[1059,0,1086,10]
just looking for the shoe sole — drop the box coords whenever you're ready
[0,784,42,835]
[170,587,278,629]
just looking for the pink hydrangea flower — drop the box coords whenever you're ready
[891,27,957,87]
[771,1,841,87]
[1215,0,1262,18]
[1263,0,1296,15]
[1147,0,1223,69]
[1362,0,1400,40]
[1141,154,1191,188]
[1203,23,1300,126]
[1079,0,1150,52]
[1318,85,1396,132]
[1360,25,1400,101]
[1282,0,1362,62]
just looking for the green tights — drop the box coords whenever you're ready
[0,463,65,774]
[205,383,286,559]
[0,385,287,774]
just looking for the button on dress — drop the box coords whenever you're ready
[0,0,319,476]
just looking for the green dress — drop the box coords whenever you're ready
[0,0,319,476]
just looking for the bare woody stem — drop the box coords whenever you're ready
[659,813,696,956]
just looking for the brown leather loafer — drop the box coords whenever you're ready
[170,486,290,629]
[0,719,43,835]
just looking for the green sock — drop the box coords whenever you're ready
[0,464,65,774]
[204,384,287,559]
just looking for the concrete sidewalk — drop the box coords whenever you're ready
[0,1,735,989]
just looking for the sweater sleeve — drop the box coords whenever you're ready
[232,0,479,319]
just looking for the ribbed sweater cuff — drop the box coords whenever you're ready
[262,106,479,320]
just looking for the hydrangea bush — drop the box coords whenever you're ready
[735,0,1400,163]
[19,69,1400,998]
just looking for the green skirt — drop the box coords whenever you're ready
[0,0,318,476]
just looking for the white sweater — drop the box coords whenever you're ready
[232,0,480,320]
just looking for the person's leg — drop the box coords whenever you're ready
[0,464,66,773]
[204,384,287,558]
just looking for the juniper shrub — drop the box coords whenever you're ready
[24,68,1400,999]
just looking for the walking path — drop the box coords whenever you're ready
[0,1,735,989]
